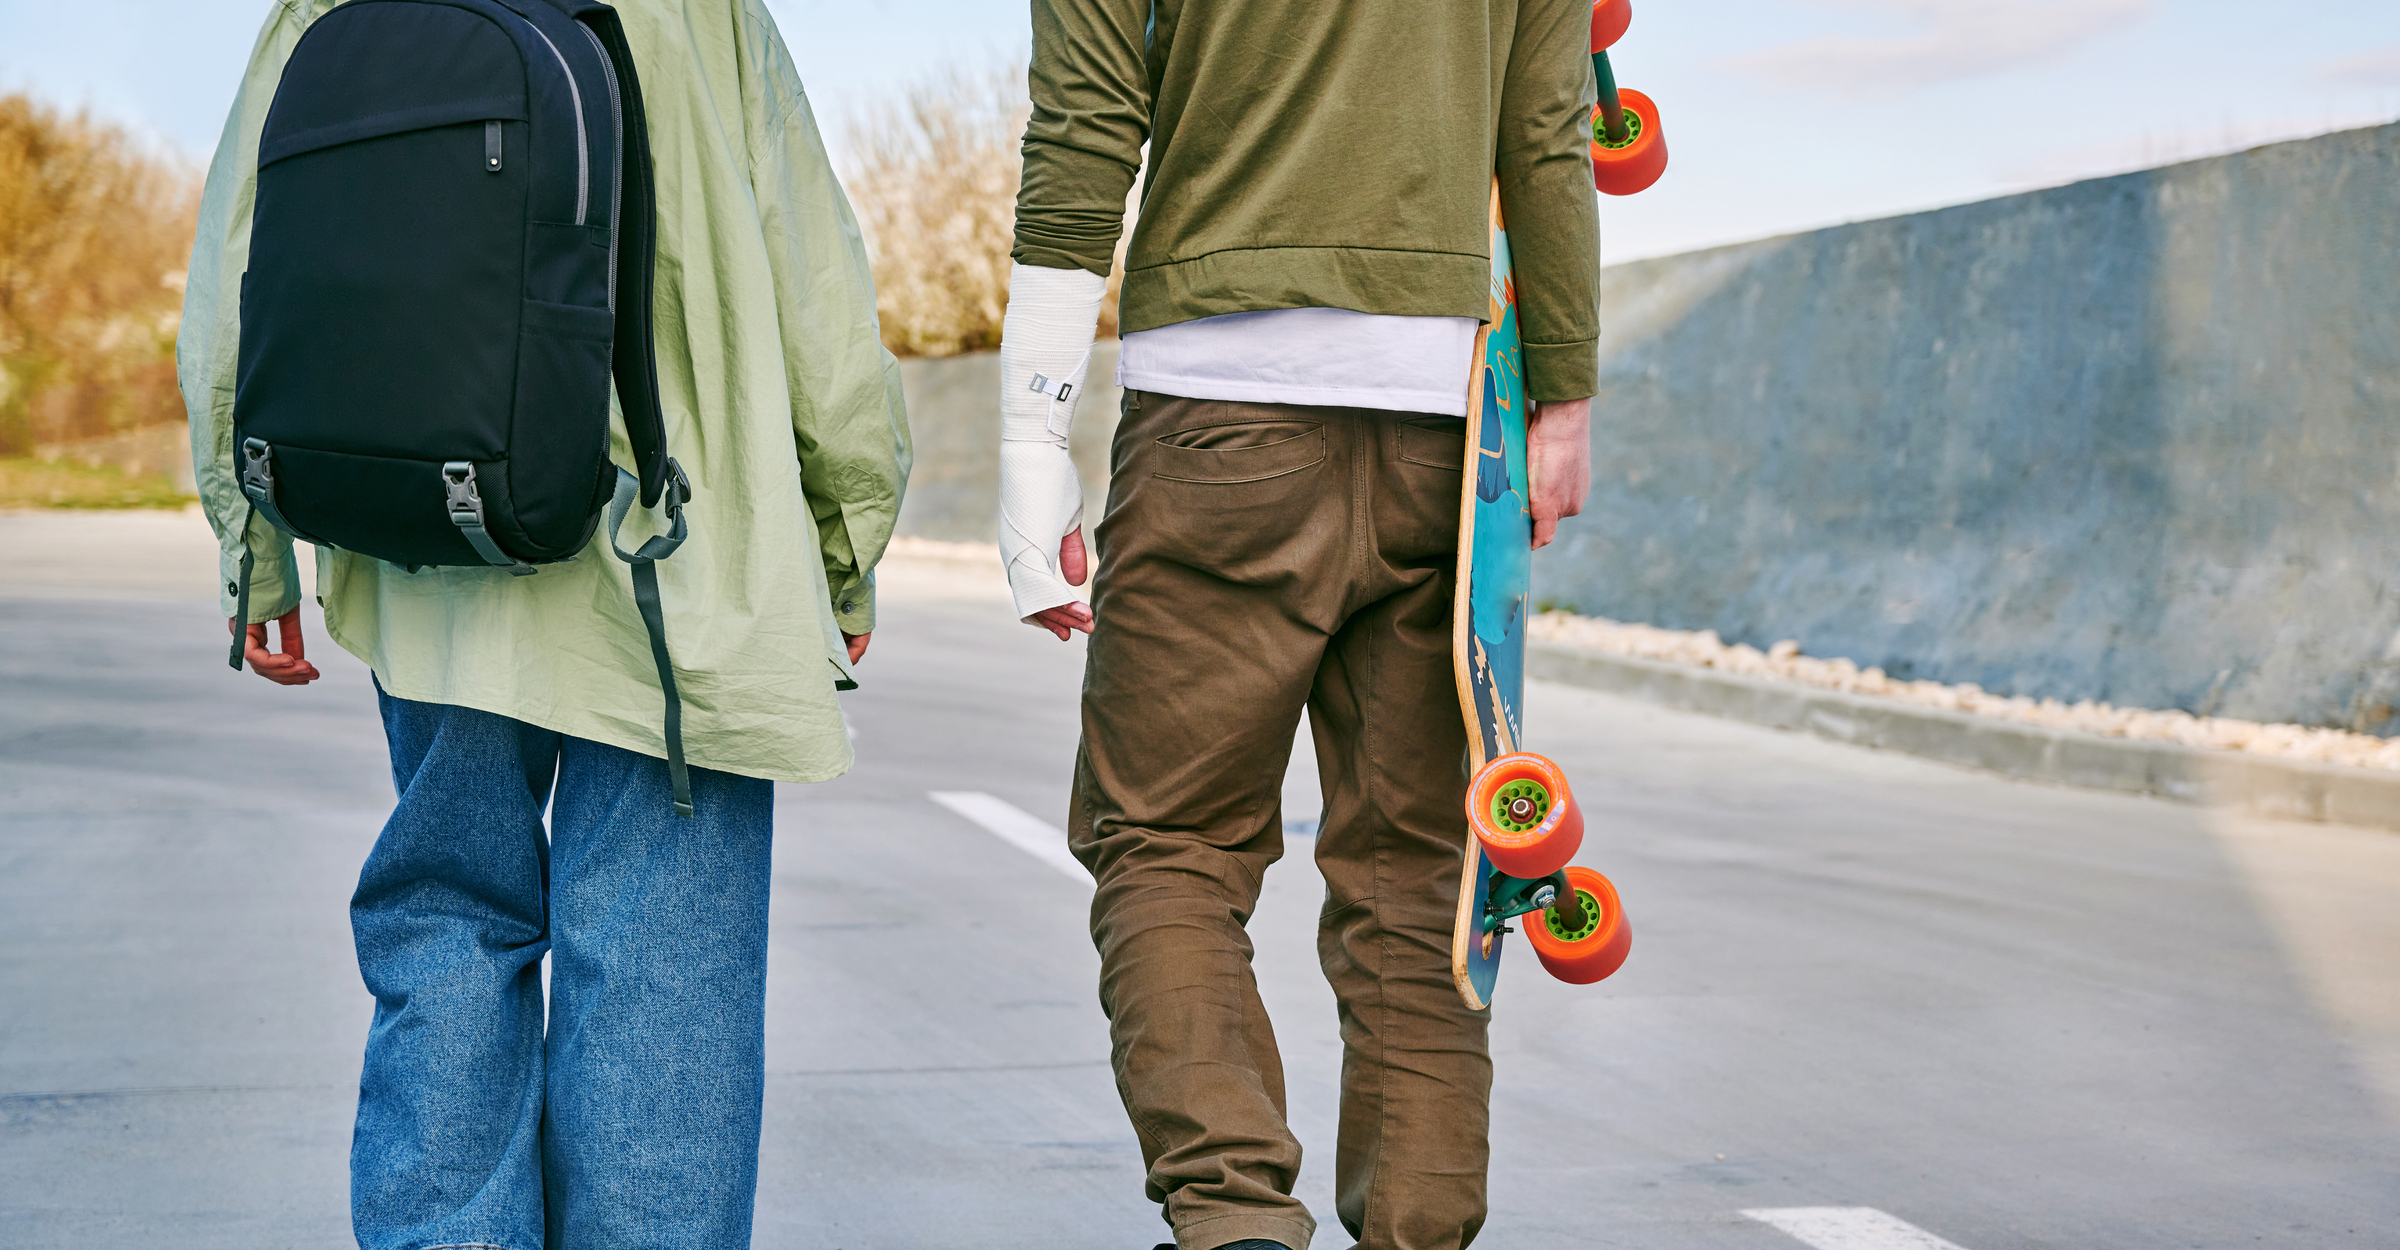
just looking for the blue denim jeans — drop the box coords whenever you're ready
[351,688,775,1250]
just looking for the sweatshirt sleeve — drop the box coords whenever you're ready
[178,0,334,625]
[1497,0,1602,401]
[1013,0,1155,275]
[742,4,912,637]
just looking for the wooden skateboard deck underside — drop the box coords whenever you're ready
[1450,180,1530,1012]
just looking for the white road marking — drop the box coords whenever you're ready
[927,791,1089,884]
[1742,1208,1972,1250]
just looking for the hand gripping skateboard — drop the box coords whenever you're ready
[1448,0,1666,1011]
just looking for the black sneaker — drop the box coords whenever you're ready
[1153,1243,1291,1250]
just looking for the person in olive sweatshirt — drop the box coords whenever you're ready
[994,3,1599,1249]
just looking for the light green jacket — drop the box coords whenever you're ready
[178,0,911,784]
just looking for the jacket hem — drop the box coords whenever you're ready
[1120,247,1490,334]
[334,627,856,786]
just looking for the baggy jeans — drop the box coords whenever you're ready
[350,686,775,1250]
[1070,392,1491,1250]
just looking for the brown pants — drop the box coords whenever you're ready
[1069,392,1490,1250]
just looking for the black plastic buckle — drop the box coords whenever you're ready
[663,457,692,511]
[240,437,276,500]
[442,462,485,526]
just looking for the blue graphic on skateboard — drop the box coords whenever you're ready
[1449,181,1630,1011]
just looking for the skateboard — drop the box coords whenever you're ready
[1447,0,1663,1011]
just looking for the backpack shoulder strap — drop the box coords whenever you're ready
[541,0,694,819]
[595,10,670,508]
[542,0,669,507]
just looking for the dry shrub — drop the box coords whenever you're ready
[0,92,198,456]
[841,66,1127,358]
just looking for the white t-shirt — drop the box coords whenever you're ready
[1117,307,1479,417]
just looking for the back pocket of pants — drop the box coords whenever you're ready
[1397,416,1467,471]
[1152,420,1326,484]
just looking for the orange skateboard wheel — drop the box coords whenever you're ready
[1591,88,1667,196]
[1467,752,1584,880]
[1590,0,1632,52]
[1525,866,1630,984]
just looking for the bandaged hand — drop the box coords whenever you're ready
[998,262,1108,631]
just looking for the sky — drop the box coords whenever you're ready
[2,0,2396,261]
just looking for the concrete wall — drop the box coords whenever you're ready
[1542,122,2400,733]
[890,123,2400,731]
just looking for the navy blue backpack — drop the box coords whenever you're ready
[233,0,698,814]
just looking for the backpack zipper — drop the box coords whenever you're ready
[578,23,625,312]
[527,23,591,224]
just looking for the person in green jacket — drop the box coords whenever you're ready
[177,2,908,1245]
[995,3,1600,1249]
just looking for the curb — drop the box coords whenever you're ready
[1528,643,2400,832]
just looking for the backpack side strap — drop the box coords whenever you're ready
[442,462,537,576]
[240,439,304,544]
[606,460,694,817]
[228,512,257,671]
[230,438,305,670]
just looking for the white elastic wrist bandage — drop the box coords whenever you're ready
[997,262,1108,620]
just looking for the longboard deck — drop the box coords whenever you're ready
[1451,179,1530,1012]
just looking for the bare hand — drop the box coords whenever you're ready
[1028,527,1094,641]
[231,608,321,685]
[842,631,872,664]
[1526,398,1592,550]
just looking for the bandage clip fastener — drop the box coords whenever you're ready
[1028,373,1075,405]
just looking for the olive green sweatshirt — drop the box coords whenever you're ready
[1015,0,1602,400]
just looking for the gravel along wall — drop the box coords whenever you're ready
[1532,611,2400,774]
[1541,121,2400,735]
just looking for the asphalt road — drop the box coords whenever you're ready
[3,514,2397,1249]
